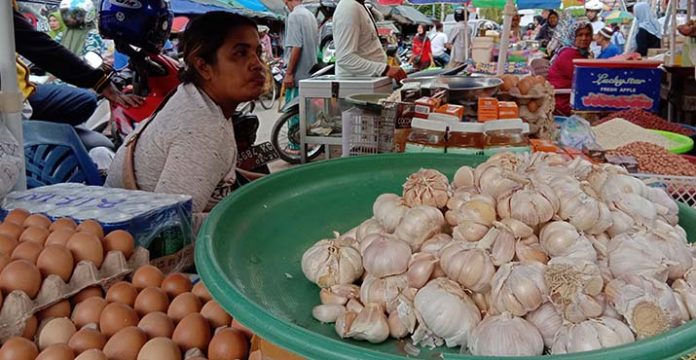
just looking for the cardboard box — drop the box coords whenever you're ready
[498,102,519,119]
[435,104,465,120]
[414,97,443,119]
[478,97,499,122]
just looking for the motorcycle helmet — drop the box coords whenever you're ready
[59,0,96,28]
[454,7,466,22]
[585,0,603,11]
[99,0,173,54]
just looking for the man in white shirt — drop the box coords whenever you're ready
[446,7,468,67]
[430,22,449,67]
[333,0,406,80]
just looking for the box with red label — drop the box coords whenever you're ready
[478,97,498,122]
[414,97,443,119]
[498,102,519,119]
[435,104,465,121]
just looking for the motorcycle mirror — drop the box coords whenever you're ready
[84,52,104,70]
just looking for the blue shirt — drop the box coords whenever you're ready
[597,43,621,59]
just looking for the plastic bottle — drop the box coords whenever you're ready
[405,119,447,153]
[447,122,485,155]
[483,119,531,156]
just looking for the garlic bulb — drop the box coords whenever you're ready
[497,176,560,228]
[445,193,496,228]
[539,221,597,262]
[614,193,658,227]
[673,279,696,320]
[394,205,445,251]
[524,302,563,348]
[335,311,358,338]
[312,304,346,323]
[373,194,408,232]
[301,235,363,288]
[452,165,475,189]
[550,317,635,354]
[477,223,516,266]
[515,235,549,264]
[605,274,688,338]
[406,253,438,289]
[420,234,452,254]
[607,232,670,282]
[362,235,411,278]
[471,292,494,316]
[439,241,496,293]
[320,288,348,305]
[356,218,386,243]
[607,209,636,237]
[645,187,679,225]
[386,290,417,338]
[544,257,605,323]
[551,178,613,235]
[642,221,693,280]
[402,169,450,208]
[468,312,544,356]
[600,172,647,201]
[475,162,523,199]
[360,274,409,310]
[491,262,547,316]
[346,298,364,313]
[413,278,481,348]
[346,303,390,343]
[328,284,360,300]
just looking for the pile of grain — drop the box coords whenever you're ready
[606,141,696,176]
[592,118,678,150]
[596,110,695,136]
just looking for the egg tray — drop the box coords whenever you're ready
[0,247,149,342]
[506,83,548,100]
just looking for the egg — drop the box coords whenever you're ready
[191,282,211,302]
[134,287,169,316]
[0,222,23,241]
[172,313,211,352]
[136,337,181,360]
[23,214,51,229]
[201,300,231,329]
[46,229,76,248]
[37,299,72,321]
[500,75,518,92]
[208,328,249,360]
[105,281,138,307]
[230,319,253,339]
[518,77,533,95]
[137,312,174,338]
[0,336,39,360]
[38,317,76,350]
[527,100,540,113]
[102,326,147,360]
[75,349,107,360]
[533,75,546,86]
[0,253,10,273]
[11,241,43,263]
[0,260,42,298]
[0,234,18,256]
[50,218,77,232]
[36,344,75,360]
[75,220,104,239]
[19,226,49,245]
[161,273,192,298]
[167,292,202,323]
[103,230,135,259]
[71,286,103,305]
[21,316,38,339]
[3,209,30,226]
[67,232,104,268]
[72,297,107,328]
[37,245,74,282]
[68,327,106,355]
[131,265,164,290]
[99,302,139,337]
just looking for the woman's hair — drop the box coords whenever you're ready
[180,11,257,85]
[548,10,559,19]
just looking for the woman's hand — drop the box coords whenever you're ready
[102,83,144,108]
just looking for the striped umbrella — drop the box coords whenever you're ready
[603,10,633,23]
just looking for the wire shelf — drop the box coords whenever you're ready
[341,102,413,157]
[633,173,696,207]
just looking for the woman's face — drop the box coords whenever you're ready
[574,26,593,49]
[548,14,559,27]
[48,16,60,30]
[512,15,521,27]
[417,25,425,35]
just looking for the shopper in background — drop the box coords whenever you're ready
[547,21,593,116]
[282,0,317,91]
[584,0,605,34]
[632,2,662,56]
[47,11,65,39]
[610,23,626,52]
[55,0,104,57]
[430,21,449,67]
[410,24,433,71]
[259,25,274,62]
[333,0,406,80]
[540,9,550,26]
[510,12,523,43]
[595,26,621,59]
[535,10,559,48]
[447,7,468,67]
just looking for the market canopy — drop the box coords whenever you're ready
[171,0,281,19]
[373,4,432,25]
[472,0,561,9]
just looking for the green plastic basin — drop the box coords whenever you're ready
[196,153,696,360]
[651,129,695,154]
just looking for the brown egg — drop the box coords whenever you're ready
[23,214,51,229]
[533,75,546,86]
[0,234,18,256]
[45,229,75,248]
[37,245,74,282]
[37,317,77,350]
[11,241,43,263]
[527,99,540,113]
[68,328,106,355]
[105,281,138,307]
[131,265,164,290]
[0,222,23,241]
[71,286,103,306]
[230,319,253,339]
[0,260,42,298]
[518,78,533,95]
[75,221,104,239]
[19,226,49,245]
[103,230,134,259]
[134,287,169,316]
[167,292,202,323]
[137,312,174,339]
[36,344,75,360]
[136,337,181,360]
[99,302,139,337]
[75,349,107,360]
[0,253,10,273]
[37,299,72,321]
[191,282,212,302]
[208,328,249,360]
[3,209,30,226]
[72,297,108,328]
[172,313,211,352]
[0,336,39,360]
[161,273,192,298]
[102,326,147,360]
[21,316,38,339]
[67,232,104,268]
[201,300,231,329]
[50,218,77,232]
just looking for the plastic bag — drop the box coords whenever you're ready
[557,115,600,150]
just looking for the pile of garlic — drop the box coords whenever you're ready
[300,152,696,356]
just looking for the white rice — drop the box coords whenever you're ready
[592,118,678,150]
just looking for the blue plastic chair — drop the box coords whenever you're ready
[23,121,103,188]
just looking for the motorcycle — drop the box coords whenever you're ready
[259,59,284,110]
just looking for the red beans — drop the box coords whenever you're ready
[607,142,696,176]
[597,110,695,136]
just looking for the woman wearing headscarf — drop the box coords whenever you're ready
[54,0,104,57]
[46,11,65,39]
[510,12,523,43]
[535,10,559,48]
[410,24,433,71]
[546,20,593,116]
[632,2,661,56]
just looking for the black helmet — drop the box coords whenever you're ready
[454,7,465,22]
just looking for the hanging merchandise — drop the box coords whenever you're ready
[472,0,560,9]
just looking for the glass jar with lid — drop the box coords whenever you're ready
[405,119,447,153]
[447,122,485,155]
[483,119,531,156]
